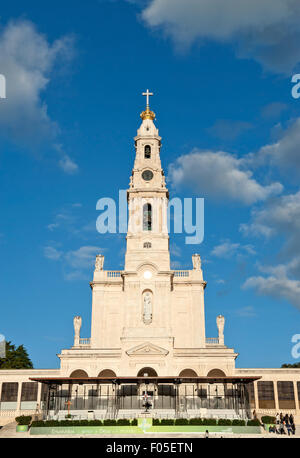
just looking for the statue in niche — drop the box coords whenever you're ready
[73,316,82,346]
[143,292,152,324]
[95,254,104,271]
[192,254,201,270]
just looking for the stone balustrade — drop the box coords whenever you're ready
[79,338,91,346]
[206,337,220,345]
[106,271,122,278]
[174,271,190,277]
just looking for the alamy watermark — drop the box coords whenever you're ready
[0,74,6,99]
[291,334,300,359]
[96,191,204,245]
[291,74,300,99]
[0,334,6,358]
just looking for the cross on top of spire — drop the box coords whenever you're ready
[142,89,153,107]
[140,89,155,121]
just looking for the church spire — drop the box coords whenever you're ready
[125,90,169,271]
[140,89,156,121]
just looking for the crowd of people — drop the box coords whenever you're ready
[268,413,296,435]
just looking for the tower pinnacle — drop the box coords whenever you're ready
[140,89,156,121]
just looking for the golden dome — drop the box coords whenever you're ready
[140,106,156,121]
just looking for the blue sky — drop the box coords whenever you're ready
[1,0,300,369]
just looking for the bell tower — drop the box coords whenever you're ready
[125,90,170,271]
[59,91,240,379]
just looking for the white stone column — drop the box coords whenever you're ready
[37,382,42,405]
[273,381,279,411]
[293,380,299,410]
[253,381,259,411]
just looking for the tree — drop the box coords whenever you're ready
[0,341,33,369]
[281,363,300,368]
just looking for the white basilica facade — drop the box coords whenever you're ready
[58,95,236,379]
[0,94,299,424]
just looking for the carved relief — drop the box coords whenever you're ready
[126,342,169,356]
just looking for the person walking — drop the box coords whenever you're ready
[292,423,296,435]
[279,421,285,435]
[276,413,280,424]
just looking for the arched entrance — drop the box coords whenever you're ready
[207,369,226,377]
[206,369,227,410]
[179,369,198,377]
[137,367,158,377]
[136,367,158,411]
[98,369,117,377]
[69,369,88,378]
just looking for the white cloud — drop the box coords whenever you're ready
[211,240,255,258]
[47,223,60,231]
[211,241,240,258]
[44,244,103,280]
[168,149,283,205]
[64,246,101,270]
[0,20,74,144]
[58,154,79,175]
[141,0,300,73]
[0,20,77,173]
[243,262,300,309]
[258,118,300,174]
[44,246,63,260]
[46,203,90,237]
[240,190,300,253]
[240,191,300,308]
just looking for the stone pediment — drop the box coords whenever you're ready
[126,342,169,357]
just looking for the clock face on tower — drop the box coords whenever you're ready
[142,170,153,181]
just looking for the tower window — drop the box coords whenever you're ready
[144,242,152,248]
[144,145,151,159]
[143,203,152,231]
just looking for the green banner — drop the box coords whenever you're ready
[30,424,261,435]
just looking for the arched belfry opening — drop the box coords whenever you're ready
[144,145,151,159]
[143,203,152,231]
[137,367,158,377]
